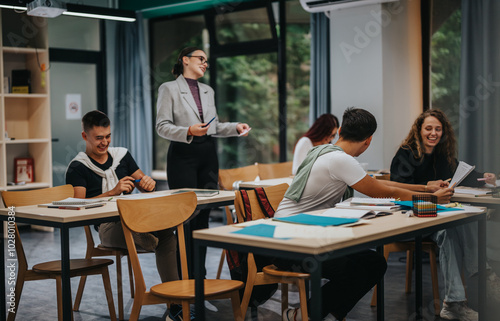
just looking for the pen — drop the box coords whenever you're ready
[202,116,216,128]
[477,178,487,181]
[134,179,141,183]
[475,192,493,197]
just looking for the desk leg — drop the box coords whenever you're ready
[415,235,423,320]
[478,216,486,320]
[309,260,322,321]
[376,246,384,321]
[194,239,205,321]
[1,222,5,321]
[60,227,71,321]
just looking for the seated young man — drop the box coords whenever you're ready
[65,110,179,286]
[276,107,453,321]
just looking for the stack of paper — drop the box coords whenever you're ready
[336,198,401,212]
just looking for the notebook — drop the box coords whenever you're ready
[350,197,396,206]
[172,190,220,197]
[335,200,401,212]
[38,203,105,210]
[51,197,105,206]
[450,161,475,188]
[322,207,393,219]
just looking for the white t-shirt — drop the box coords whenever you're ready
[292,137,314,175]
[275,150,367,217]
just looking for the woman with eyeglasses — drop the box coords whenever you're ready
[292,113,339,175]
[156,47,250,313]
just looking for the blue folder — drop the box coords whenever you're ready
[232,224,276,238]
[394,201,464,212]
[273,214,359,227]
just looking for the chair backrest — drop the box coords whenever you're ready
[257,162,293,180]
[234,183,289,223]
[116,192,197,289]
[219,164,259,190]
[1,184,74,271]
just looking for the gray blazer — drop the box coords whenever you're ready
[156,75,239,143]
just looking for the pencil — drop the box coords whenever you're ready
[444,178,451,182]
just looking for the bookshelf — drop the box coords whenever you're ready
[0,9,52,191]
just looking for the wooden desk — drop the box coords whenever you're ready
[0,189,234,321]
[193,207,487,321]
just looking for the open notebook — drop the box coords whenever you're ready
[322,207,393,219]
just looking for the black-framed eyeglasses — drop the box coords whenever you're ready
[187,55,209,68]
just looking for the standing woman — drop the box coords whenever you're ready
[390,109,498,320]
[156,47,250,277]
[292,113,339,175]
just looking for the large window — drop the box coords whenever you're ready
[150,15,206,171]
[150,1,310,171]
[430,4,461,134]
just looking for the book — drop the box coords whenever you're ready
[38,203,105,210]
[350,197,396,206]
[450,161,475,188]
[273,214,359,227]
[51,197,106,206]
[322,208,393,219]
[172,190,220,197]
[335,200,401,212]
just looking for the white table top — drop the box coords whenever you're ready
[0,189,235,224]
[194,206,485,255]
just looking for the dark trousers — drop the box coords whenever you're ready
[167,136,219,278]
[273,249,387,320]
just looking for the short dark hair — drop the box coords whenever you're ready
[82,110,110,133]
[339,107,377,142]
[172,46,203,78]
[304,113,339,143]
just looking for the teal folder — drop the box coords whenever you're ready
[395,201,464,212]
[273,214,358,227]
[232,224,276,238]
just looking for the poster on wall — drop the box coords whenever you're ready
[15,158,34,183]
[65,94,82,119]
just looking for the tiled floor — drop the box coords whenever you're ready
[6,210,500,320]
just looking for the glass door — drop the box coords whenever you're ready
[50,62,97,186]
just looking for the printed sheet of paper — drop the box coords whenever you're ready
[450,161,475,187]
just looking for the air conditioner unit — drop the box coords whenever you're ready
[300,0,399,13]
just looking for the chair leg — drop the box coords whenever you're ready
[101,267,118,321]
[297,279,309,321]
[73,275,87,311]
[230,290,244,321]
[182,301,190,321]
[115,254,125,320]
[128,291,143,321]
[406,249,414,294]
[7,271,26,321]
[216,250,226,279]
[127,255,135,298]
[429,247,441,315]
[281,283,289,314]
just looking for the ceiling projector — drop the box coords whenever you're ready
[27,0,67,18]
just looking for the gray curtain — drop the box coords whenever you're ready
[309,12,331,125]
[459,0,500,174]
[113,13,153,175]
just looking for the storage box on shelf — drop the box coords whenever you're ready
[0,9,51,191]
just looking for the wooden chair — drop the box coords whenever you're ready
[73,226,151,320]
[1,185,117,321]
[257,161,293,180]
[370,241,441,315]
[233,183,310,321]
[215,164,260,279]
[218,164,259,190]
[116,192,244,321]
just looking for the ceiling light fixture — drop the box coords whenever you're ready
[0,1,136,22]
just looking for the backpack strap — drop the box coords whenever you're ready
[255,187,276,218]
[239,189,253,222]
